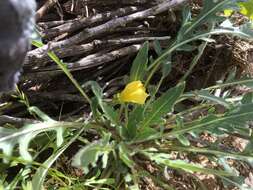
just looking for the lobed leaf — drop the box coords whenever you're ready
[140,82,185,129]
[72,133,114,173]
[170,103,253,136]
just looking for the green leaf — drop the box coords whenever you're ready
[218,19,253,39]
[178,0,232,41]
[118,143,135,168]
[89,81,103,99]
[183,90,231,108]
[242,92,253,104]
[91,97,101,121]
[0,120,75,162]
[134,127,161,143]
[161,56,172,78]
[219,158,239,176]
[72,133,113,173]
[176,6,192,41]
[164,160,232,176]
[32,127,86,190]
[89,81,118,125]
[176,134,190,146]
[153,40,163,56]
[83,176,115,189]
[206,77,253,90]
[29,106,53,122]
[127,185,140,190]
[144,152,233,177]
[153,40,172,78]
[101,103,118,126]
[130,42,149,82]
[225,67,237,83]
[140,82,185,129]
[239,22,253,37]
[126,106,144,139]
[180,41,209,81]
[170,103,253,136]
[171,146,253,166]
[175,116,190,146]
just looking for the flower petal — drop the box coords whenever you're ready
[119,81,148,104]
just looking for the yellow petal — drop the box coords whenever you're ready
[119,81,148,105]
[224,9,233,16]
[238,0,253,21]
[224,0,253,21]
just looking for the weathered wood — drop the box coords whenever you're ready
[28,0,187,60]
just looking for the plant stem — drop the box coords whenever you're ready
[124,104,129,127]
[117,104,124,123]
[32,40,92,105]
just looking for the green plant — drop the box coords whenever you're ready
[225,0,253,21]
[1,0,253,189]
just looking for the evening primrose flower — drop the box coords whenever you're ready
[224,0,253,21]
[118,81,148,105]
[224,9,234,17]
[239,0,253,21]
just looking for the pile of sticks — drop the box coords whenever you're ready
[1,0,186,119]
[25,0,186,80]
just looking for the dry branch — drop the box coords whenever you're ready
[43,6,141,39]
[36,0,59,21]
[28,0,187,60]
[26,36,170,66]
[32,44,141,72]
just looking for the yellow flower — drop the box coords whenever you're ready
[224,9,234,17]
[239,0,253,21]
[224,0,253,21]
[118,81,148,104]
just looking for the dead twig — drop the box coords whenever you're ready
[25,36,170,66]
[36,0,60,21]
[29,0,187,59]
[43,6,141,39]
